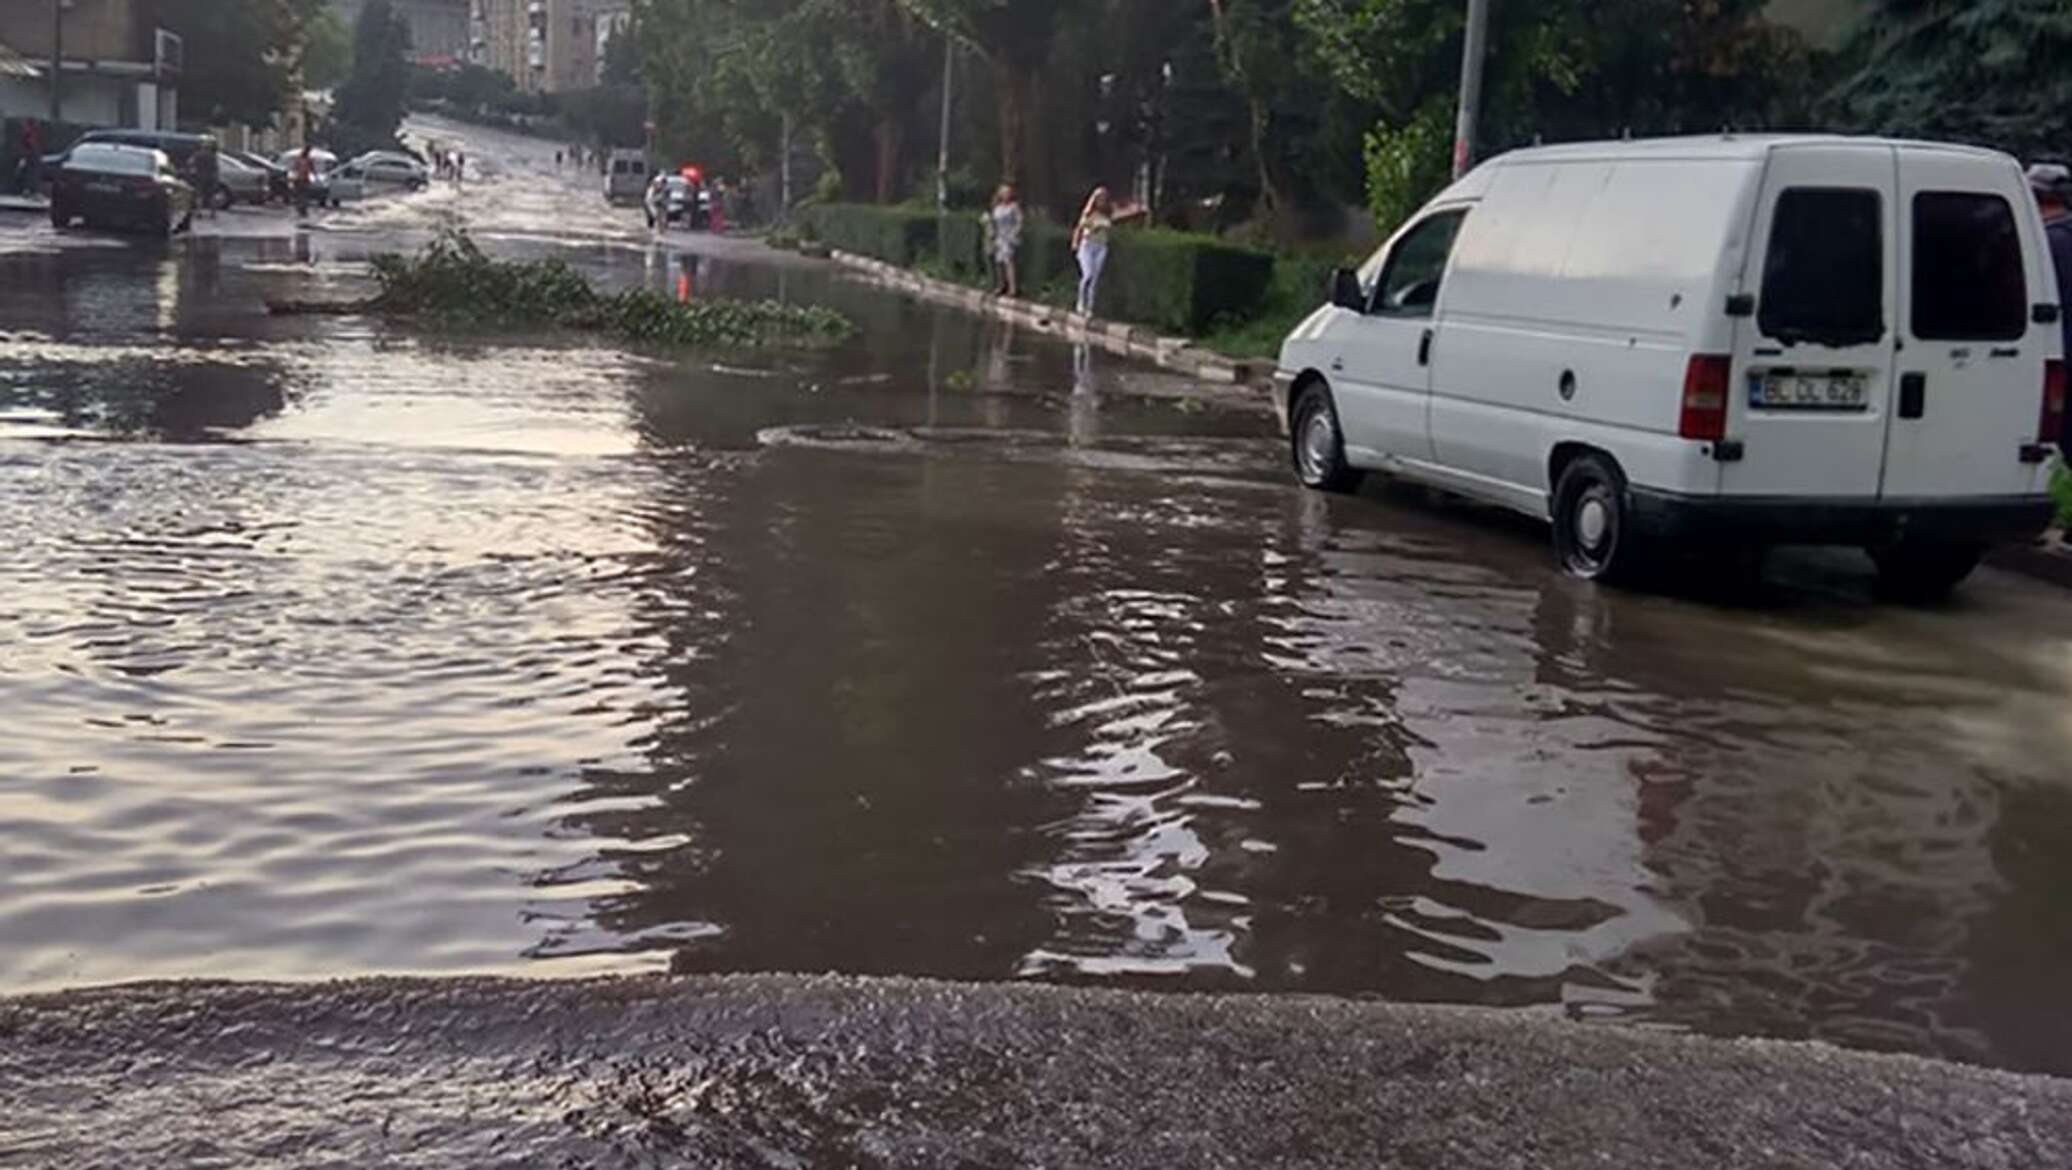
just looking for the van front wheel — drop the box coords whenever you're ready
[1552,453,1645,582]
[1871,540,1981,602]
[1290,383,1362,494]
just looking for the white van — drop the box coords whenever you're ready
[1276,135,2065,598]
[605,150,650,206]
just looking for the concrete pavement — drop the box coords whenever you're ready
[4,974,2067,1169]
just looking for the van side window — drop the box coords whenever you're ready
[1370,211,1467,318]
[1758,188,1883,347]
[1912,192,2026,341]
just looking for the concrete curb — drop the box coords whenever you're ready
[828,248,1273,392]
[5,974,2067,1169]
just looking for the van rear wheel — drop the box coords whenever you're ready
[1871,540,1981,602]
[1552,453,1646,582]
[1290,383,1362,494]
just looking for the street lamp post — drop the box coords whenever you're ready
[49,0,64,124]
[935,35,953,211]
[1451,0,1490,179]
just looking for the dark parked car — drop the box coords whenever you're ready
[49,144,195,237]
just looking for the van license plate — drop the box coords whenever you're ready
[1752,372,1868,411]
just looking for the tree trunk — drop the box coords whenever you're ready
[874,115,905,204]
[997,61,1052,218]
[1247,96,1283,229]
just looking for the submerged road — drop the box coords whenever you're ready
[1,115,2071,1159]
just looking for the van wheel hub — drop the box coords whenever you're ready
[1576,497,1610,549]
[1300,410,1335,480]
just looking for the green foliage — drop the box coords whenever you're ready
[370,231,854,348]
[936,211,987,280]
[809,204,1271,333]
[159,0,325,127]
[800,204,941,265]
[302,6,353,91]
[334,0,413,145]
[1363,99,1453,236]
[1201,254,1342,357]
[2052,461,2072,529]
[1105,229,1276,334]
[1825,0,2072,157]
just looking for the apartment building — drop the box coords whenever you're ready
[0,0,180,128]
[472,0,626,93]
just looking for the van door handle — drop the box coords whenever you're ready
[1330,356,1344,372]
[1417,329,1433,367]
[1898,372,1926,419]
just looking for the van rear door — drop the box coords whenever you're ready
[1725,145,1898,499]
[1883,151,2048,499]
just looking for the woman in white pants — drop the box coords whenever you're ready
[1072,187,1117,316]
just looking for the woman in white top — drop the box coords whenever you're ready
[1071,186,1143,316]
[987,185,1024,297]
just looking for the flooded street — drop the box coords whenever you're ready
[4,118,2071,1080]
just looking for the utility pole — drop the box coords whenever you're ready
[935,35,954,211]
[779,112,792,218]
[49,0,63,124]
[1451,0,1490,180]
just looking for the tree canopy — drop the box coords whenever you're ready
[160,0,327,128]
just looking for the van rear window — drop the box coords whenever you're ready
[1759,188,1883,347]
[1912,192,2027,341]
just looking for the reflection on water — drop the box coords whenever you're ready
[2,232,2071,1078]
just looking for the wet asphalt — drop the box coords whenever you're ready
[2,116,2071,1159]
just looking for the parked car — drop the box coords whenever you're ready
[605,149,650,205]
[1275,134,2064,599]
[213,154,272,206]
[644,173,705,230]
[48,143,195,237]
[37,128,209,198]
[277,148,340,207]
[229,149,289,201]
[327,152,430,202]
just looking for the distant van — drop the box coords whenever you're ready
[1276,135,2064,598]
[604,149,649,205]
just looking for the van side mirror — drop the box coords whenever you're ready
[1330,267,1366,313]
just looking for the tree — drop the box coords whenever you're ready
[160,0,326,127]
[896,0,1092,216]
[332,0,413,151]
[1297,0,1807,232]
[302,6,354,91]
[1826,0,2072,157]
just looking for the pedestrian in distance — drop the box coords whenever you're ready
[454,151,466,188]
[192,137,221,218]
[290,143,316,220]
[1070,186,1145,317]
[555,149,563,171]
[987,185,1024,298]
[18,121,41,196]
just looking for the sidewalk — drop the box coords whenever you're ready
[827,248,1273,390]
[6,974,2067,1168]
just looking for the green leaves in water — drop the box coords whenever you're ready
[369,230,853,347]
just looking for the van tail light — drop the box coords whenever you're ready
[2043,358,2066,441]
[1679,354,1732,441]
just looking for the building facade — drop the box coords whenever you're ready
[334,0,470,64]
[472,0,626,94]
[0,0,179,128]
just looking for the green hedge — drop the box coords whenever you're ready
[800,204,939,267]
[808,204,1278,335]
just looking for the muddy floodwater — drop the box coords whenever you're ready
[3,122,2071,1080]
